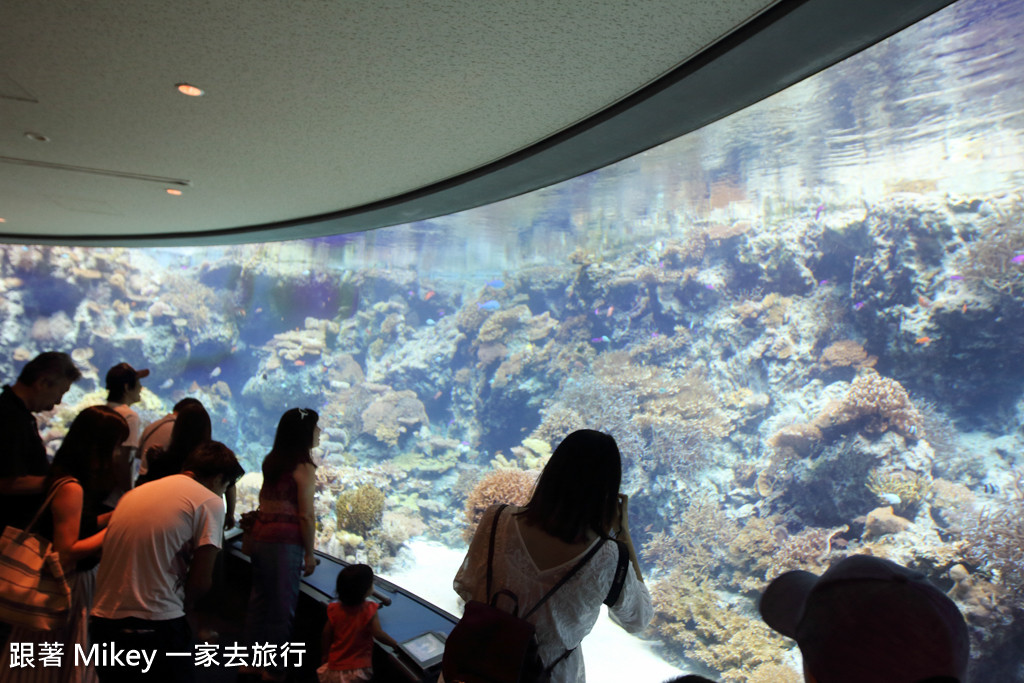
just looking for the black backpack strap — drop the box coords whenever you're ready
[543,646,576,677]
[484,504,509,605]
[523,536,607,620]
[603,540,629,606]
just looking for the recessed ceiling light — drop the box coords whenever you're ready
[176,83,204,97]
[24,132,49,142]
[0,218,6,223]
[166,188,183,196]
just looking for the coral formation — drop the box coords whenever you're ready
[335,484,386,537]
[813,371,924,440]
[3,184,1024,679]
[463,469,538,539]
[818,339,877,371]
[360,389,428,446]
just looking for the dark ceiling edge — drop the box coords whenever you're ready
[4,0,958,248]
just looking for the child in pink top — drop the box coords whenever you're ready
[318,564,400,683]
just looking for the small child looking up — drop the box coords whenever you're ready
[318,564,400,683]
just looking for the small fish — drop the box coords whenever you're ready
[408,290,415,297]
[255,307,263,314]
[819,279,830,286]
[949,275,964,281]
[433,390,443,400]
[594,308,601,315]
[962,303,967,314]
[485,279,505,289]
[426,319,435,326]
[602,335,610,343]
[879,492,902,506]
[222,418,229,424]
[294,359,306,366]
[1012,254,1024,264]
[853,301,867,311]
[815,204,825,220]
[705,284,715,290]
[159,378,174,390]
[606,306,614,317]
[918,295,932,307]
[424,290,436,301]
[209,367,221,378]
[915,336,933,345]
[982,483,1000,494]
[477,300,500,311]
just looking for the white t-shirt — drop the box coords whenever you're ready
[453,504,653,683]
[137,412,175,477]
[92,474,225,621]
[107,401,141,448]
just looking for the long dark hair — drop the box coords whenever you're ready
[48,405,129,500]
[262,407,318,481]
[518,429,621,543]
[141,402,212,483]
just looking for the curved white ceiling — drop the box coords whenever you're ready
[0,0,955,245]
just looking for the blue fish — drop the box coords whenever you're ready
[485,279,505,289]
[477,300,500,311]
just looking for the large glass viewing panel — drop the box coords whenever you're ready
[2,0,1022,679]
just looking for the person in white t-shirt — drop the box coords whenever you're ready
[90,440,242,683]
[103,362,149,506]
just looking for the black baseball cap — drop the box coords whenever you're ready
[105,362,150,390]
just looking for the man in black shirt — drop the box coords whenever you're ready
[0,351,81,531]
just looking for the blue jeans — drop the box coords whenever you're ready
[244,541,304,674]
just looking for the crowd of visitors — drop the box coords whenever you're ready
[0,352,972,683]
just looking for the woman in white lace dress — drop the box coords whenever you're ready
[453,429,653,682]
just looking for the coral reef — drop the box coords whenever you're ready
[2,187,1024,680]
[360,389,428,446]
[813,371,924,440]
[650,570,794,682]
[335,484,386,536]
[463,469,538,539]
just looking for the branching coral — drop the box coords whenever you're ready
[959,470,1024,601]
[960,195,1024,296]
[335,484,386,536]
[818,339,877,371]
[813,371,924,440]
[649,570,794,681]
[764,525,848,580]
[462,469,538,540]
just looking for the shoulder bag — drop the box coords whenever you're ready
[0,477,76,630]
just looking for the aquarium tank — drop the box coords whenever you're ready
[2,0,1023,679]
